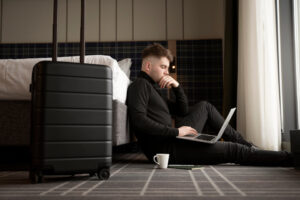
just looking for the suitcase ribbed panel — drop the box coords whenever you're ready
[42,126,112,141]
[38,109,112,125]
[44,141,112,158]
[36,93,112,109]
[37,76,112,94]
[36,61,112,79]
[44,157,111,173]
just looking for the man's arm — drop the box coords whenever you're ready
[167,86,189,116]
[158,75,189,116]
[127,80,179,137]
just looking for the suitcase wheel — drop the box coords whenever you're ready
[97,168,110,180]
[30,171,43,184]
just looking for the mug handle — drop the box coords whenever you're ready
[153,155,160,165]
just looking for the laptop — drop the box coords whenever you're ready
[176,108,236,144]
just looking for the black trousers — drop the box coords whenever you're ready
[171,101,293,166]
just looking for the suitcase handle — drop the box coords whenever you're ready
[52,0,57,62]
[52,0,85,63]
[80,0,85,64]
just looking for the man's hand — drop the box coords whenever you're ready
[159,75,179,88]
[178,126,198,137]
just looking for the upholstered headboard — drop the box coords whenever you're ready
[0,40,223,109]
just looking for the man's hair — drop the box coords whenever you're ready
[142,43,173,62]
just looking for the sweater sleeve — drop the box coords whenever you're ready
[127,80,179,137]
[167,85,189,116]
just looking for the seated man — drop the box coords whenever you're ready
[126,43,293,166]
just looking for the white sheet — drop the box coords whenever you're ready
[0,55,130,103]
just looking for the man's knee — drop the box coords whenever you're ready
[192,101,210,111]
[224,142,254,163]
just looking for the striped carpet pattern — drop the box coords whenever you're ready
[1,153,300,200]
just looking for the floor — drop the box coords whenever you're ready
[1,153,300,200]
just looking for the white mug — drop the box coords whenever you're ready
[153,153,169,169]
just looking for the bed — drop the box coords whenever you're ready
[0,55,132,147]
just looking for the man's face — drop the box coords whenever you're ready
[147,57,170,83]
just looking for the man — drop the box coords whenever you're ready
[126,43,293,166]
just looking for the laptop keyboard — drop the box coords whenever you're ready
[196,134,216,141]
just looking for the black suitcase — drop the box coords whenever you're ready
[29,0,112,183]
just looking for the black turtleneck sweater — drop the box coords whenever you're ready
[126,71,189,158]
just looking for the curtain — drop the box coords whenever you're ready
[237,0,281,150]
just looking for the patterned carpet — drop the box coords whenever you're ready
[1,153,300,200]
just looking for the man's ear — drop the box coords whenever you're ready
[144,61,151,72]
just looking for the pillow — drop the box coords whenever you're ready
[118,58,132,78]
[83,55,131,104]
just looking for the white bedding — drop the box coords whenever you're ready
[0,55,130,103]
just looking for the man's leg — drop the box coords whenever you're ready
[169,139,293,166]
[176,101,252,147]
